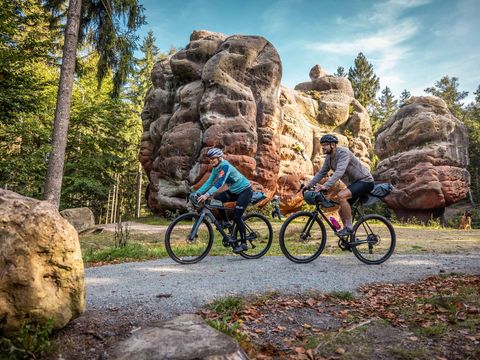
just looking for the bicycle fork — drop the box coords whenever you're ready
[187,212,207,241]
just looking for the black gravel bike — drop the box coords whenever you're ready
[279,190,396,265]
[165,194,273,264]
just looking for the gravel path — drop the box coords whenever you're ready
[86,254,480,319]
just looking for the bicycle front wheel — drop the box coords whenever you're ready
[165,213,214,264]
[233,213,273,259]
[351,214,396,265]
[279,211,327,263]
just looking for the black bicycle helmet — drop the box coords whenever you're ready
[320,134,339,144]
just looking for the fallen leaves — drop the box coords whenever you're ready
[199,274,480,359]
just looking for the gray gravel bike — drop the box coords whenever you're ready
[165,194,273,264]
[279,190,396,265]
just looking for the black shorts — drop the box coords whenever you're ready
[348,180,374,204]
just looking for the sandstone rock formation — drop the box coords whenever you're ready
[0,190,85,335]
[109,314,248,359]
[374,96,470,221]
[60,207,95,233]
[139,30,372,213]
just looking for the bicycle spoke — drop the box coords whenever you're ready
[165,213,213,264]
[279,212,326,263]
[351,215,395,265]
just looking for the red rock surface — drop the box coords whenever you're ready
[374,96,470,221]
[139,31,372,214]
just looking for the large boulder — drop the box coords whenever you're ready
[0,190,85,335]
[374,96,470,221]
[109,314,248,359]
[278,69,371,211]
[140,30,372,214]
[60,207,95,233]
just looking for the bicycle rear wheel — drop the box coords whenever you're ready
[233,213,273,259]
[279,211,327,263]
[351,214,396,265]
[165,213,214,264]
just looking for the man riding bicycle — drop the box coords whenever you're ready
[304,134,374,237]
[195,148,253,253]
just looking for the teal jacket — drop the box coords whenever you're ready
[195,159,251,196]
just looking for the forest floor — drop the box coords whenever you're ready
[42,225,480,360]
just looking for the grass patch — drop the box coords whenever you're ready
[207,295,244,319]
[131,215,171,226]
[390,346,427,359]
[330,291,355,301]
[415,324,448,336]
[79,219,480,266]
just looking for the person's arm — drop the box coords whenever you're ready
[306,157,330,188]
[195,170,216,195]
[205,164,231,196]
[323,150,349,189]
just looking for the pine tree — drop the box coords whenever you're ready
[464,85,480,205]
[129,31,163,111]
[348,52,380,110]
[399,89,411,106]
[334,66,346,77]
[424,76,468,118]
[43,0,145,208]
[371,86,398,134]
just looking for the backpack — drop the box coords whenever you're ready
[250,191,267,205]
[362,183,394,207]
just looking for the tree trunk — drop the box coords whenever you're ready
[43,0,82,208]
[135,163,142,218]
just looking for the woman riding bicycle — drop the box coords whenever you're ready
[195,148,253,253]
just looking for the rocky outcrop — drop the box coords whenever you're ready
[109,314,248,359]
[140,30,372,214]
[60,207,95,233]
[0,190,85,335]
[374,96,470,222]
[279,67,371,211]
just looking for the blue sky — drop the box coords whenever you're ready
[138,0,480,103]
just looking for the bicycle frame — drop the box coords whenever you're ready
[187,203,231,241]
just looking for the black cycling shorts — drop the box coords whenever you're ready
[348,180,374,204]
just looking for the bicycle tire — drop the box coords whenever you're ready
[232,213,273,259]
[279,211,327,263]
[351,214,396,265]
[165,212,214,264]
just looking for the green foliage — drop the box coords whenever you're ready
[206,318,247,343]
[164,209,184,220]
[207,296,244,319]
[127,31,165,112]
[205,296,247,343]
[246,201,275,218]
[399,89,411,106]
[334,66,346,77]
[329,291,355,301]
[371,86,398,134]
[348,52,380,110]
[464,86,480,206]
[424,76,469,118]
[0,319,54,360]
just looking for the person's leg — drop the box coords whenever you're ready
[337,188,353,229]
[213,190,233,222]
[232,187,253,251]
[340,181,375,232]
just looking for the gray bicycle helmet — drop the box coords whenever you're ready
[320,134,339,144]
[206,148,224,158]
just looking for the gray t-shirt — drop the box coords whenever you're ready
[306,147,373,190]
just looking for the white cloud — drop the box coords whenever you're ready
[304,0,431,96]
